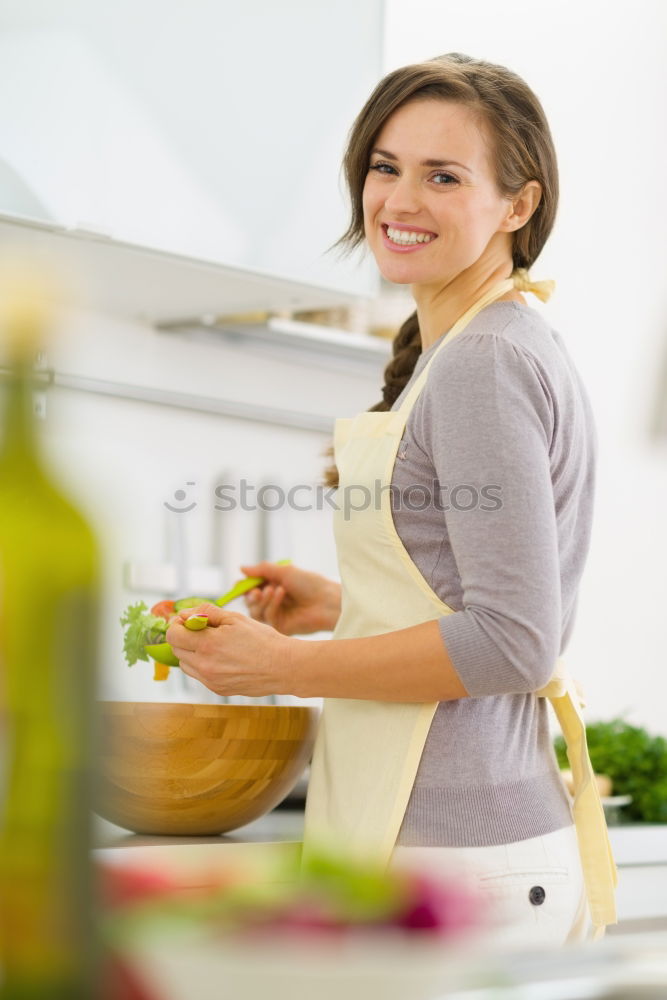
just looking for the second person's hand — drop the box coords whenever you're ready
[240,561,341,636]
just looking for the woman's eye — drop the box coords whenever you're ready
[368,162,396,175]
[432,171,458,185]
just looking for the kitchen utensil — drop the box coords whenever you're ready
[174,559,292,611]
[145,560,291,666]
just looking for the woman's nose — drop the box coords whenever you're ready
[384,176,422,215]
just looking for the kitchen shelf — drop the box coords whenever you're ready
[39,368,342,432]
[0,211,369,326]
[159,314,390,369]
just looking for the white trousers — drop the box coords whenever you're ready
[390,825,594,950]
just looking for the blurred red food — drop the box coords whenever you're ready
[98,863,183,908]
[150,599,176,619]
[97,860,240,909]
[101,950,163,1000]
[393,871,483,936]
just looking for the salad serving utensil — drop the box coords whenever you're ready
[142,560,290,667]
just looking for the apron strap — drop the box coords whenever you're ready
[398,271,554,416]
[537,662,618,932]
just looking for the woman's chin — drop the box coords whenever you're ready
[374,259,425,286]
[379,272,413,286]
[380,268,444,291]
[369,248,441,287]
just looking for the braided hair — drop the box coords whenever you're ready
[322,312,420,487]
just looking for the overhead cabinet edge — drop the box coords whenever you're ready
[0,212,377,336]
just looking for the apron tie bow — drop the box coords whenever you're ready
[512,268,556,303]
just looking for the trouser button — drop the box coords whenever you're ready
[529,885,546,905]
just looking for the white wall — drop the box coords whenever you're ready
[0,0,389,709]
[0,0,382,295]
[383,0,667,736]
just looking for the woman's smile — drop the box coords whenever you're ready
[382,222,438,251]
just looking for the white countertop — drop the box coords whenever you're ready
[93,813,667,928]
[607,824,667,866]
[93,807,304,850]
[94,811,666,866]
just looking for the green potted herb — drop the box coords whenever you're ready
[554,718,667,823]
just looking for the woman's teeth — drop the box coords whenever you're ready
[386,226,436,246]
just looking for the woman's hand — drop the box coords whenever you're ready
[240,561,341,635]
[166,604,296,698]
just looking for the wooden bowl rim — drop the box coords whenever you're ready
[97,701,319,714]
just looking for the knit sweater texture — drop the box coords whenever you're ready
[390,301,596,847]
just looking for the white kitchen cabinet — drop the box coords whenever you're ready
[0,212,385,325]
[614,865,667,923]
[608,825,667,925]
[0,0,382,298]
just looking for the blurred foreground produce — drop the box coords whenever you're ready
[97,850,667,1000]
[0,282,100,998]
[97,848,488,1000]
[99,845,484,947]
[555,718,667,822]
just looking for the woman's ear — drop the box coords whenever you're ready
[502,180,542,232]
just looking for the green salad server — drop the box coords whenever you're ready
[143,559,291,667]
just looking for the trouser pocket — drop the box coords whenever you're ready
[478,862,584,948]
[390,827,590,949]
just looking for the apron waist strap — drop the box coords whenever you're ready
[537,663,618,931]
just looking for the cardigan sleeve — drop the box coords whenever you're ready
[417,332,562,696]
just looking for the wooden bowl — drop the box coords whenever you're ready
[94,701,319,835]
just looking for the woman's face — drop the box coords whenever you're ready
[362,98,516,288]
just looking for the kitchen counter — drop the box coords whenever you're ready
[93,808,305,885]
[95,811,665,858]
[94,806,304,850]
[94,811,667,928]
[606,824,667,929]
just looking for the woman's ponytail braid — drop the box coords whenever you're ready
[321,311,422,488]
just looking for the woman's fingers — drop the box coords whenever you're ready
[245,584,272,611]
[244,586,267,620]
[175,655,199,681]
[245,583,285,626]
[264,585,285,627]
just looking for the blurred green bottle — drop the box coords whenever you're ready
[0,285,99,998]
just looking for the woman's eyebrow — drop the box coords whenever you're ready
[370,147,472,173]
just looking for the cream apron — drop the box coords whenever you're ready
[303,274,617,936]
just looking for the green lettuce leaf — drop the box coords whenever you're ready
[120,602,168,666]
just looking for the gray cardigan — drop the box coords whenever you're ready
[391,301,595,846]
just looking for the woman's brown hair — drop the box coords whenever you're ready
[323,52,559,488]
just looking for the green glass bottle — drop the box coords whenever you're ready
[0,290,100,998]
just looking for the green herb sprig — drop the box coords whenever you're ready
[555,718,667,823]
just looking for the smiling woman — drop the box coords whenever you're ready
[338,54,557,272]
[362,99,542,336]
[173,52,617,949]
